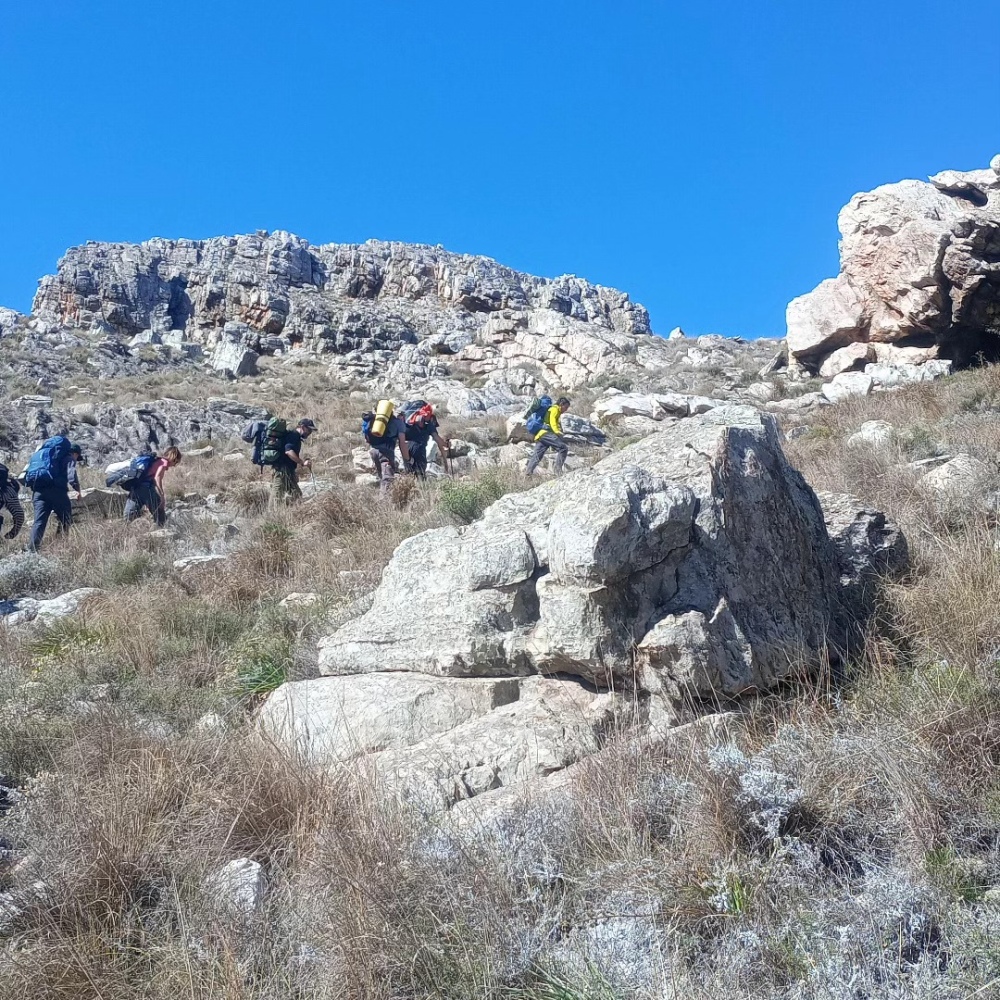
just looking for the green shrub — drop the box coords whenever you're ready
[106,553,153,587]
[438,471,520,524]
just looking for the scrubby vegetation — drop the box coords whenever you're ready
[3,366,1000,997]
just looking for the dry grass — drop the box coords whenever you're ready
[7,366,1000,997]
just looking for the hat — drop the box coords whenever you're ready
[298,418,317,430]
[69,442,83,455]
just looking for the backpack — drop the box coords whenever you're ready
[402,399,431,427]
[362,401,395,444]
[260,418,288,467]
[105,453,157,490]
[523,395,553,436]
[241,419,267,466]
[23,436,73,489]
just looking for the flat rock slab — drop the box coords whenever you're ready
[258,673,521,764]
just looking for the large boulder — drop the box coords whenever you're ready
[318,407,905,716]
[786,158,1000,372]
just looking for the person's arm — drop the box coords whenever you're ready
[398,432,411,466]
[68,461,82,498]
[432,431,449,455]
[153,462,168,508]
[285,445,311,470]
[546,406,562,436]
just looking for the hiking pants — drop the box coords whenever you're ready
[272,465,302,504]
[370,448,398,496]
[30,486,72,551]
[525,432,568,476]
[408,442,428,479]
[124,481,166,526]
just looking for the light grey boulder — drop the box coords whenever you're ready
[319,407,898,706]
[1,588,104,628]
[368,676,626,813]
[258,673,520,764]
[921,454,991,497]
[847,420,896,450]
[819,342,875,378]
[821,372,873,403]
[866,359,953,387]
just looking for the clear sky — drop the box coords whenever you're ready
[0,2,996,339]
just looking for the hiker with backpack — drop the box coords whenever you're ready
[362,401,410,496]
[265,417,316,503]
[0,463,24,542]
[403,401,449,478]
[524,396,571,477]
[123,447,182,526]
[24,437,84,551]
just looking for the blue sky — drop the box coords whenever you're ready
[0,2,996,339]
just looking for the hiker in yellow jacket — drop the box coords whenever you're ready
[525,396,570,476]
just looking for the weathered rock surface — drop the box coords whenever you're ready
[259,673,521,764]
[318,408,906,718]
[0,395,266,465]
[786,157,1000,373]
[0,588,104,628]
[367,677,626,813]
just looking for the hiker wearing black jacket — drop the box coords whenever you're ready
[404,404,449,478]
[0,472,24,541]
[28,442,83,551]
[272,419,316,503]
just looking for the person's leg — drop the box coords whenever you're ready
[525,438,551,476]
[30,490,53,551]
[271,466,300,504]
[53,490,73,536]
[410,442,428,478]
[139,482,166,525]
[551,437,569,474]
[372,450,395,496]
[124,485,144,523]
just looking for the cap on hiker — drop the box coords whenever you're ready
[298,418,317,430]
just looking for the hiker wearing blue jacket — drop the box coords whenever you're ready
[25,438,84,551]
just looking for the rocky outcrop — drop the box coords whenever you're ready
[316,406,905,721]
[787,157,1000,373]
[30,234,661,389]
[0,396,266,465]
[257,407,904,812]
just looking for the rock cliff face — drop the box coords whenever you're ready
[786,156,1000,373]
[30,234,663,389]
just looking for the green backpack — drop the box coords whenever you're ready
[260,417,288,466]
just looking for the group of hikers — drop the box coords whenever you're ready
[0,394,572,550]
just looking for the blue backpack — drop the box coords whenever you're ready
[24,436,73,489]
[524,395,553,436]
[106,453,157,490]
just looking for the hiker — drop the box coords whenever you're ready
[24,437,83,551]
[403,401,449,478]
[363,402,410,496]
[269,418,316,503]
[0,463,24,542]
[525,396,571,477]
[124,447,182,526]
